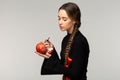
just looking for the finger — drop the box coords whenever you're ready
[35,51,50,58]
[46,52,51,57]
[46,52,50,56]
[39,54,50,58]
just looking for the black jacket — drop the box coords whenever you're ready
[41,30,90,80]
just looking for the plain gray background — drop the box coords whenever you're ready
[0,0,120,80]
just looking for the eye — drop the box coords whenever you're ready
[63,17,67,21]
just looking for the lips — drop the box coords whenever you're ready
[59,25,63,29]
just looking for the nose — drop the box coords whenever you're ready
[58,19,62,25]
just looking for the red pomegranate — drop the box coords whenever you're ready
[36,42,47,54]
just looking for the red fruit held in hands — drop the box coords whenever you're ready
[36,42,47,54]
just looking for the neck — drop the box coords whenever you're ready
[67,26,74,34]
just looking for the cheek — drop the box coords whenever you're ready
[63,23,70,30]
[66,22,73,29]
[59,21,73,31]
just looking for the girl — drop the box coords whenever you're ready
[36,2,90,80]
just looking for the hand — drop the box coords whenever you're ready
[35,51,51,59]
[44,38,54,54]
[44,38,54,49]
[35,39,54,59]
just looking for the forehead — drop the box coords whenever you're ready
[58,9,69,18]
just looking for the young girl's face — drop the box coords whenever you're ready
[58,9,75,33]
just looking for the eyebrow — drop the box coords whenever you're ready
[58,16,67,19]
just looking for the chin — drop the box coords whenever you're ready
[60,29,66,31]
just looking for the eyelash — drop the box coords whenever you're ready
[63,18,67,21]
[58,18,67,21]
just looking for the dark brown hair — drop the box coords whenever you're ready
[58,2,81,28]
[59,2,82,80]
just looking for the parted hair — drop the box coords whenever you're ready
[58,2,81,28]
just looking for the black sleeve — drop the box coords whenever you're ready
[41,36,90,79]
[41,48,64,75]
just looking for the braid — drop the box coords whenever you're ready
[64,25,78,65]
